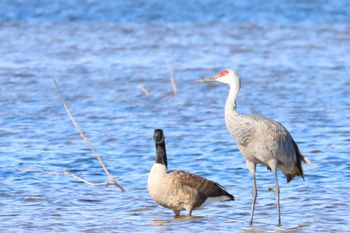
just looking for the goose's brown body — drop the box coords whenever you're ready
[148,129,234,216]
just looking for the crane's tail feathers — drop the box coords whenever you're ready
[285,154,309,183]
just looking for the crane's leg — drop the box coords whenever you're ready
[273,162,281,226]
[246,161,257,225]
[250,172,257,225]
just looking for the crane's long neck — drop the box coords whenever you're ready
[155,141,168,169]
[225,82,240,118]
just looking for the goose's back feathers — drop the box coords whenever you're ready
[168,170,234,200]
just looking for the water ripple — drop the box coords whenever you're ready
[1,2,350,232]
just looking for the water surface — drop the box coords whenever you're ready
[0,1,349,232]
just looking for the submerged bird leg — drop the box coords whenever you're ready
[173,210,180,217]
[273,162,281,226]
[268,187,275,193]
[188,209,193,217]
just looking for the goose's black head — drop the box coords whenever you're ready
[153,129,165,144]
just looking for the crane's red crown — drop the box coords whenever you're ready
[219,70,229,77]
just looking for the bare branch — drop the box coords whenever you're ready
[53,79,125,192]
[49,171,114,187]
[166,60,177,96]
[140,84,150,96]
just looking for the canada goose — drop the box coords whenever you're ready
[148,129,234,216]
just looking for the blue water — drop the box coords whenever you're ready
[0,1,349,232]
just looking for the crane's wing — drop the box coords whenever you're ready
[237,114,290,148]
[233,114,310,182]
[255,116,311,182]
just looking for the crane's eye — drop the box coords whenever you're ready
[219,70,229,76]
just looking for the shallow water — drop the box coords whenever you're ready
[0,1,350,232]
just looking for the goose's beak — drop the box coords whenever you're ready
[195,74,220,83]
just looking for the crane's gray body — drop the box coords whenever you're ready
[226,113,301,179]
[197,69,310,225]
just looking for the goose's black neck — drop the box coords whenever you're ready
[155,141,168,168]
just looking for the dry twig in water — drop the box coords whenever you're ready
[140,84,150,96]
[166,60,177,96]
[49,171,114,187]
[53,79,125,192]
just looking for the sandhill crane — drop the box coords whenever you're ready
[148,129,234,217]
[196,69,310,225]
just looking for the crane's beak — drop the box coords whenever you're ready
[195,74,220,83]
